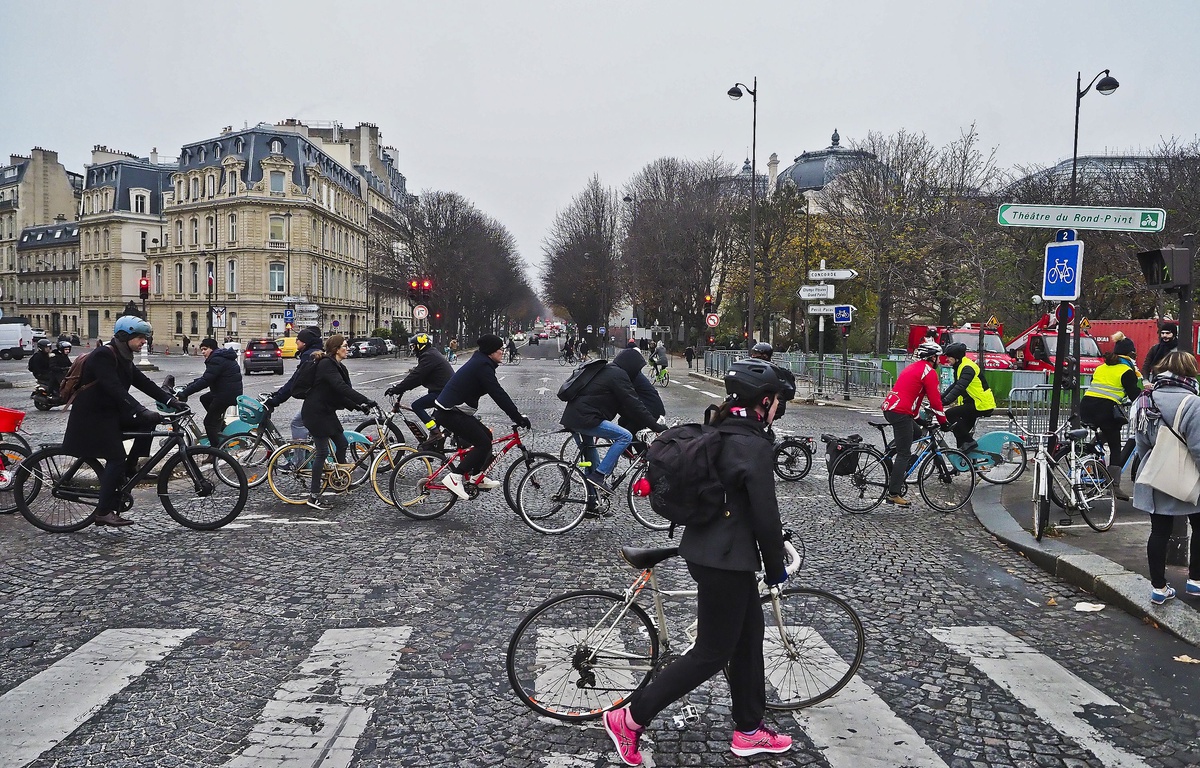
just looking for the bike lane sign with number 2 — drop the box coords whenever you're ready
[1041,240,1084,301]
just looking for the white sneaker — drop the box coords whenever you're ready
[443,472,469,500]
[475,475,501,490]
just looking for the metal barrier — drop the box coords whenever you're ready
[1007,384,1131,440]
[702,351,893,400]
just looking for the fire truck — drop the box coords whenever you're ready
[906,323,1015,369]
[1005,314,1103,374]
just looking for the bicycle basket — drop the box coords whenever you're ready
[0,406,25,433]
[821,433,862,476]
[237,395,267,425]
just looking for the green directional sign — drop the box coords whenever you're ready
[997,204,1166,233]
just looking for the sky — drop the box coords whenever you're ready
[3,0,1199,279]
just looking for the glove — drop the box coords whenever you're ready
[141,408,165,426]
[360,401,377,413]
[165,397,185,411]
[515,415,532,430]
[176,394,188,403]
[651,422,669,433]
[765,570,789,587]
[384,385,400,397]
[264,396,279,410]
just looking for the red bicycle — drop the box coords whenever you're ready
[387,424,551,519]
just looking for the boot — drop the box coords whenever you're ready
[1107,464,1130,501]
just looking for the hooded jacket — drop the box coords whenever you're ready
[435,350,523,422]
[561,348,660,432]
[180,347,243,402]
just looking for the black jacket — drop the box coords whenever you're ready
[1143,340,1177,377]
[561,350,660,433]
[677,415,787,577]
[435,350,522,422]
[390,347,453,395]
[301,355,372,438]
[180,347,243,402]
[271,346,317,405]
[62,342,173,460]
[27,350,51,379]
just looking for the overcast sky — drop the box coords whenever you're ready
[4,1,1198,276]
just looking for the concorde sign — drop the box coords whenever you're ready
[997,204,1166,233]
[807,268,858,281]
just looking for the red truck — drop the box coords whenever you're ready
[906,323,1015,369]
[1005,314,1103,375]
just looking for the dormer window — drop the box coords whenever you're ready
[199,147,206,163]
[235,138,244,153]
[213,143,222,159]
[270,139,283,154]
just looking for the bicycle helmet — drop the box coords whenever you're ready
[750,341,774,360]
[943,342,968,360]
[724,359,796,408]
[914,340,942,361]
[37,339,53,350]
[114,316,153,339]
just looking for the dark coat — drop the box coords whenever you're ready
[301,355,371,438]
[435,350,522,422]
[390,347,453,395]
[271,345,318,405]
[27,350,51,379]
[561,350,659,432]
[180,347,243,402]
[677,415,787,577]
[62,343,173,460]
[1143,339,1177,378]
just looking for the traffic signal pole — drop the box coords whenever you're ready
[1167,233,1196,567]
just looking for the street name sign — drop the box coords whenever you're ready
[807,304,837,315]
[833,305,855,324]
[798,284,835,300]
[1041,241,1085,301]
[998,204,1166,233]
[807,268,858,281]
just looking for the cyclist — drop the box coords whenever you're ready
[48,340,73,394]
[60,316,180,527]
[384,333,453,451]
[27,339,54,388]
[176,338,243,447]
[506,335,520,364]
[264,326,323,441]
[432,334,531,500]
[562,336,576,362]
[749,341,773,361]
[1081,334,1141,500]
[301,334,376,510]
[650,340,668,378]
[939,342,996,453]
[604,358,795,765]
[879,341,949,507]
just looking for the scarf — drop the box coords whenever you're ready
[1134,371,1198,432]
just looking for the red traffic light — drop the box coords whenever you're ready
[704,294,713,303]
[422,279,432,290]
[139,278,150,289]
[409,280,419,289]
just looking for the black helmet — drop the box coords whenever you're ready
[37,339,53,350]
[724,359,796,408]
[750,342,773,360]
[409,333,431,353]
[943,342,968,360]
[56,340,72,352]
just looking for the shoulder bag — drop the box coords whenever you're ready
[1136,394,1200,504]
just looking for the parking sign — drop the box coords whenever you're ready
[1042,241,1084,301]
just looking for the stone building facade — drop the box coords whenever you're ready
[16,218,80,336]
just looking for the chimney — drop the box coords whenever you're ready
[54,214,67,223]
[150,148,158,164]
[767,153,779,194]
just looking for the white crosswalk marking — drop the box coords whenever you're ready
[0,627,197,768]
[927,626,1150,768]
[222,627,412,768]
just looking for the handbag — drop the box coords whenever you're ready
[1111,403,1129,427]
[1136,394,1200,504]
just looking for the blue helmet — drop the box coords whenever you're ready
[114,316,153,338]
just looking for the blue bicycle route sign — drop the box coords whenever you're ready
[833,305,854,324]
[1042,240,1085,301]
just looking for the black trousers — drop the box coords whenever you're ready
[310,430,350,497]
[1147,513,1200,588]
[629,563,765,731]
[945,402,993,447]
[883,410,916,496]
[1080,396,1124,464]
[200,393,237,447]
[434,408,493,476]
[96,411,157,514]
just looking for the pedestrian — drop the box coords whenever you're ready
[264,326,323,441]
[1081,333,1140,500]
[1132,350,1200,605]
[181,334,190,356]
[603,358,796,766]
[176,338,243,447]
[1142,322,1178,379]
[684,344,695,369]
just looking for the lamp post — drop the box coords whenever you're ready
[285,211,293,337]
[728,78,758,349]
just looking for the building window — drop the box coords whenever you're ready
[228,213,237,242]
[102,229,109,252]
[175,312,183,334]
[213,143,221,159]
[190,262,199,294]
[270,139,283,153]
[269,215,286,242]
[190,311,198,335]
[176,220,183,245]
[154,263,163,294]
[206,216,216,244]
[206,175,215,198]
[189,177,199,200]
[268,262,285,293]
[190,218,199,245]
[175,263,183,293]
[176,180,183,201]
[140,231,147,253]
[226,170,236,196]
[134,193,147,214]
[270,171,285,194]
[227,259,237,293]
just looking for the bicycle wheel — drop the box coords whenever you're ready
[503,451,557,512]
[159,446,247,530]
[517,460,588,534]
[368,444,416,505]
[16,448,104,532]
[827,446,888,513]
[1077,456,1116,532]
[267,442,319,504]
[355,419,407,447]
[1,431,32,453]
[506,590,658,722]
[773,438,813,482]
[0,442,31,514]
[389,451,457,520]
[1032,459,1049,541]
[976,439,1027,485]
[917,449,975,512]
[218,433,275,488]
[626,462,668,531]
[558,355,568,367]
[760,588,865,710]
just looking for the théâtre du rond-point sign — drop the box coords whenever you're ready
[997,204,1166,233]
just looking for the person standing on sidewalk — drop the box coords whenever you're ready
[1132,350,1200,605]
[1081,335,1141,500]
[879,341,949,507]
[1142,322,1177,380]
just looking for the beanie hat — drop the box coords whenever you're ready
[478,334,504,355]
[1114,337,1136,357]
[1161,322,1178,334]
[199,338,219,350]
[297,327,322,347]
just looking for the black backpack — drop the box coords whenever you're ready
[644,423,726,536]
[556,359,607,402]
[289,356,319,400]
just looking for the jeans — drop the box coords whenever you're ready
[290,411,309,441]
[412,390,440,430]
[883,410,915,496]
[1147,512,1200,588]
[309,431,349,497]
[576,420,632,477]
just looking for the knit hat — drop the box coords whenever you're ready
[478,334,504,355]
[1161,322,1178,334]
[199,338,219,350]
[296,327,322,347]
[1113,335,1136,358]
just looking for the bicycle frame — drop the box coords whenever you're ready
[420,428,529,491]
[55,416,200,506]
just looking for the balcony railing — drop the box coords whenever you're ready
[267,240,288,249]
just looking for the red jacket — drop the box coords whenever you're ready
[882,361,947,422]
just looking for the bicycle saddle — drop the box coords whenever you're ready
[1065,428,1090,440]
[621,545,679,570]
[866,421,889,428]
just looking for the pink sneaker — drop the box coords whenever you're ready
[731,724,792,757]
[603,707,643,766]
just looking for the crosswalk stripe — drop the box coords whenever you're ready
[927,626,1150,768]
[222,627,412,768]
[0,627,197,768]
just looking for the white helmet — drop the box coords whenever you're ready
[914,341,942,361]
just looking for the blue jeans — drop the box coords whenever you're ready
[576,420,632,477]
[412,390,440,429]
[290,411,309,441]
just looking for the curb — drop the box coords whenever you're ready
[685,371,872,410]
[972,483,1200,647]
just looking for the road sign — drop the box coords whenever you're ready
[1055,229,1077,242]
[1042,241,1085,301]
[413,305,428,320]
[1080,317,1091,331]
[798,284,835,300]
[986,315,1000,328]
[807,268,858,281]
[599,326,606,335]
[705,313,720,327]
[283,308,294,323]
[297,304,319,312]
[998,204,1166,233]
[332,320,340,328]
[806,304,837,315]
[833,305,854,324]
[629,317,637,327]
[586,325,593,333]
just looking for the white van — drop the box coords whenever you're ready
[0,318,35,360]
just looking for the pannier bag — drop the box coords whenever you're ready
[821,433,863,476]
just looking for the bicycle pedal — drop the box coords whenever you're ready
[1058,518,1073,526]
[672,703,701,729]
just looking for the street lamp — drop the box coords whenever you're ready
[285,211,293,337]
[728,78,758,348]
[1070,69,1119,204]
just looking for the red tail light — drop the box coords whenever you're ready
[632,477,651,497]
[276,350,282,357]
[245,350,252,358]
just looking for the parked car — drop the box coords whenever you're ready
[243,339,284,375]
[348,337,374,358]
[365,337,389,357]
[0,319,35,360]
[384,339,397,355]
[275,336,299,359]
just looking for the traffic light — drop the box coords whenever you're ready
[138,277,150,300]
[706,334,716,346]
[434,311,442,326]
[408,279,420,301]
[1137,247,1192,292]
[421,279,432,301]
[703,293,713,314]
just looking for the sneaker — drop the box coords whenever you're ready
[475,475,502,490]
[1151,584,1177,605]
[1187,580,1200,596]
[305,496,328,511]
[585,470,613,495]
[731,724,792,757]
[603,707,643,767]
[443,472,469,500]
[960,439,979,453]
[885,494,911,507]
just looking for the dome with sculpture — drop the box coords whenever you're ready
[775,129,875,192]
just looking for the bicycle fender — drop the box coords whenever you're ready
[974,431,1023,457]
[344,429,372,446]
[222,419,255,436]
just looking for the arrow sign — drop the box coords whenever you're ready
[798,284,835,300]
[998,204,1166,233]
[808,268,859,281]
[705,313,720,328]
[807,304,837,315]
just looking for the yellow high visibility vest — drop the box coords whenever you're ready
[1085,363,1128,402]
[956,357,996,411]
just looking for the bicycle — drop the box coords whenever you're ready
[352,397,436,449]
[0,405,34,453]
[650,365,670,388]
[0,441,32,514]
[506,531,865,721]
[388,424,553,519]
[212,395,282,488]
[504,350,522,366]
[15,407,248,532]
[1030,426,1115,540]
[773,434,815,482]
[957,407,1028,485]
[558,349,580,367]
[827,414,976,513]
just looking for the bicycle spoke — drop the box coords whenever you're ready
[160,446,247,530]
[760,588,865,710]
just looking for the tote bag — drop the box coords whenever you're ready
[1137,395,1200,504]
